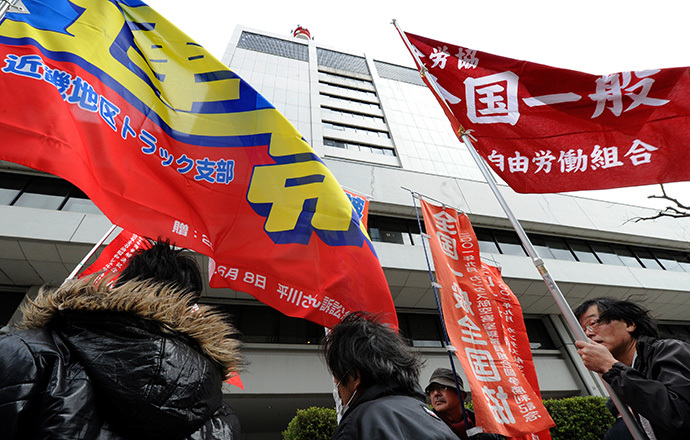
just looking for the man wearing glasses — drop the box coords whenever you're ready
[574,297,690,440]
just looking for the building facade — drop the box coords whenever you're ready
[2,25,690,439]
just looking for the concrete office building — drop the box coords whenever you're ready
[2,24,690,439]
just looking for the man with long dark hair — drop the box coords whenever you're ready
[574,297,690,440]
[323,311,456,439]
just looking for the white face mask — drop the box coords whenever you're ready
[333,380,357,423]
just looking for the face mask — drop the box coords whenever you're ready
[333,380,358,423]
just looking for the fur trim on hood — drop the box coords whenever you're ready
[20,276,244,376]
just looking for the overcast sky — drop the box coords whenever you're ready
[142,0,690,209]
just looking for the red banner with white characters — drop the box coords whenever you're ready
[482,263,551,440]
[401,31,690,193]
[421,200,554,437]
[78,229,149,284]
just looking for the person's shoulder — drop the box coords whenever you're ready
[0,327,55,349]
[643,336,690,355]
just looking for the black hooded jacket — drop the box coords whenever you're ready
[0,278,243,439]
[603,335,690,440]
[333,383,457,440]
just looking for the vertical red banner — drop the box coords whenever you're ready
[421,200,554,437]
[482,263,552,440]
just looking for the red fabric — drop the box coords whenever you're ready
[421,200,554,437]
[78,230,148,284]
[0,0,396,329]
[224,373,245,390]
[482,263,552,440]
[402,31,690,193]
[343,188,370,230]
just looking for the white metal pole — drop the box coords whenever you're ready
[63,224,118,283]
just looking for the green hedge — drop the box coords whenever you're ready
[283,396,614,440]
[543,396,613,440]
[282,406,336,440]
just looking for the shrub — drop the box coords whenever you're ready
[285,396,614,440]
[282,406,337,440]
[543,396,613,440]
[465,396,612,440]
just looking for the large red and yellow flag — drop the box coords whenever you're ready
[421,199,554,438]
[400,30,690,194]
[0,0,396,328]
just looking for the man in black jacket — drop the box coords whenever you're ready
[575,297,690,440]
[0,239,244,439]
[323,312,457,439]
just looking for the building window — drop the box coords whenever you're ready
[0,290,25,326]
[493,231,527,256]
[568,240,600,264]
[319,93,381,111]
[323,122,390,139]
[215,304,323,345]
[368,215,420,245]
[12,178,72,210]
[237,31,309,61]
[324,138,396,156]
[316,48,370,75]
[398,312,556,350]
[365,214,690,273]
[398,313,444,347]
[0,171,101,214]
[0,172,30,205]
[322,106,385,124]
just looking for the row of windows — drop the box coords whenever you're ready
[324,138,396,156]
[5,171,689,274]
[316,48,370,76]
[320,93,381,112]
[237,31,309,62]
[0,172,101,214]
[319,80,376,96]
[212,303,558,349]
[374,60,425,86]
[322,106,385,124]
[323,121,391,139]
[367,215,690,273]
[319,70,375,90]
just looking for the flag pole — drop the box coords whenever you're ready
[393,18,647,440]
[0,0,23,20]
[64,224,118,283]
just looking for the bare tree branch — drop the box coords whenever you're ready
[633,184,690,222]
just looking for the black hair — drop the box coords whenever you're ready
[573,297,659,339]
[114,238,203,298]
[322,311,422,394]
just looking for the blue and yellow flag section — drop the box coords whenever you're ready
[0,0,398,328]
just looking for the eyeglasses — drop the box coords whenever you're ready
[583,318,601,333]
[426,385,450,394]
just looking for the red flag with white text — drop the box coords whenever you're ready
[482,262,551,440]
[401,31,690,193]
[421,199,554,437]
[0,0,396,329]
[78,230,149,284]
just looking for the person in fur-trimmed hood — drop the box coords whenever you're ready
[0,240,244,440]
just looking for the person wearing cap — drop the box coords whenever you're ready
[426,367,502,440]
